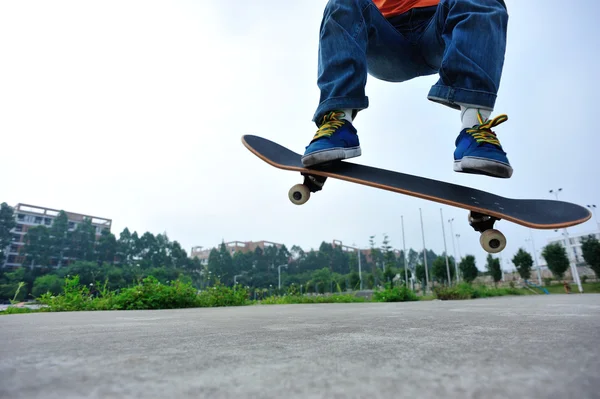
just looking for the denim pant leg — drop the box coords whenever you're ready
[313,0,427,124]
[420,0,509,110]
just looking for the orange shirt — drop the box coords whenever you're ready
[373,0,440,18]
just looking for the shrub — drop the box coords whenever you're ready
[259,294,365,305]
[113,276,199,310]
[196,283,249,307]
[373,285,419,302]
[434,282,524,300]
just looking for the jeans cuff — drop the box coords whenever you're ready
[427,84,497,111]
[313,97,369,124]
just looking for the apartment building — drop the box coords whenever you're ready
[2,203,112,269]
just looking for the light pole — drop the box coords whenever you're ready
[526,231,542,286]
[448,217,459,282]
[234,274,243,285]
[401,215,409,288]
[455,234,462,259]
[440,209,452,285]
[419,208,430,291]
[587,204,599,233]
[550,188,583,293]
[335,241,363,290]
[278,264,287,290]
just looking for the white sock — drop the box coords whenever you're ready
[460,106,491,129]
[339,108,354,123]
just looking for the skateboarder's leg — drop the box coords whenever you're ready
[302,0,427,167]
[419,0,513,178]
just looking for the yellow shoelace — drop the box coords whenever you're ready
[311,111,346,141]
[466,113,508,146]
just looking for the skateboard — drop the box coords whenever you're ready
[241,134,592,254]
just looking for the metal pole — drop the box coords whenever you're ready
[440,209,452,285]
[456,234,462,259]
[401,215,408,287]
[278,264,287,290]
[358,247,363,290]
[563,229,583,292]
[550,188,583,293]
[448,218,459,282]
[527,230,542,286]
[587,204,599,233]
[419,208,429,290]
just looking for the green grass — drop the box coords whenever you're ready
[373,285,420,302]
[433,282,530,300]
[5,275,596,315]
[256,294,366,305]
[542,282,600,294]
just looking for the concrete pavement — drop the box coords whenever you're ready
[1,294,599,398]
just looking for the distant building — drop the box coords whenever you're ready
[546,230,600,266]
[332,239,402,265]
[2,203,112,269]
[190,240,285,265]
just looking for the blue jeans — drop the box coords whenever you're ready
[313,0,508,124]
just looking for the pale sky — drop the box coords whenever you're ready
[1,0,598,272]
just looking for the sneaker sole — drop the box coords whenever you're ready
[454,156,513,178]
[301,147,361,167]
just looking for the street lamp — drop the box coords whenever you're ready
[440,209,452,285]
[278,264,288,290]
[234,273,244,285]
[448,217,459,282]
[419,208,430,291]
[455,234,462,259]
[549,188,583,293]
[525,232,542,285]
[401,216,409,288]
[335,241,363,290]
[587,204,599,233]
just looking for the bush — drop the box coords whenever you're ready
[433,283,475,300]
[37,275,250,312]
[37,275,105,312]
[434,282,524,300]
[373,285,419,302]
[258,293,365,305]
[113,276,199,310]
[196,283,249,307]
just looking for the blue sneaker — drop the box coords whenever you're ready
[454,114,513,178]
[301,111,361,167]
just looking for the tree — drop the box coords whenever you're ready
[486,254,502,286]
[32,274,63,297]
[459,255,478,283]
[96,229,117,265]
[381,233,395,270]
[207,242,234,284]
[23,225,52,267]
[512,248,533,280]
[415,263,426,285]
[581,235,600,279]
[432,256,454,285]
[49,211,69,267]
[0,203,16,263]
[542,243,570,280]
[68,218,97,262]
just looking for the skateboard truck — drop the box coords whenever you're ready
[288,173,327,205]
[468,211,506,253]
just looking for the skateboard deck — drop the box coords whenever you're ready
[241,134,591,253]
